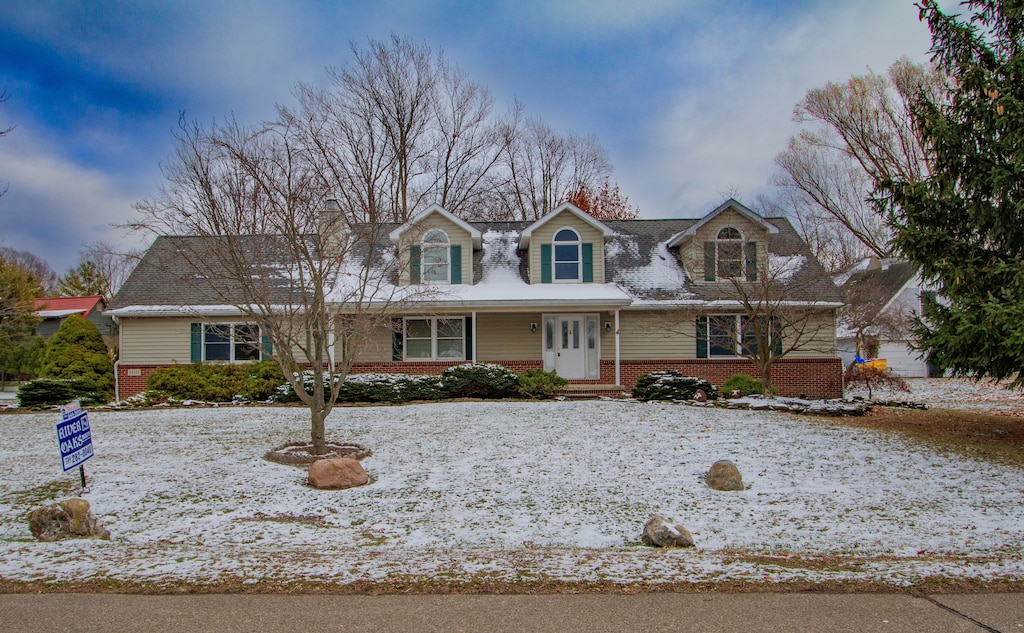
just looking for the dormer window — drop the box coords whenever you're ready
[421,229,450,283]
[717,227,743,278]
[553,228,582,282]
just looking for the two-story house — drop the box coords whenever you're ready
[107,199,844,398]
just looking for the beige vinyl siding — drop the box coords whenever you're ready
[528,211,605,284]
[351,321,395,363]
[781,310,837,358]
[118,317,193,364]
[610,311,695,360]
[691,209,768,283]
[398,215,474,286]
[475,312,542,360]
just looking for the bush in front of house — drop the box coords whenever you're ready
[147,361,283,402]
[517,369,568,399]
[272,371,447,404]
[723,373,766,397]
[38,314,114,404]
[632,371,718,402]
[441,363,521,399]
[17,377,107,408]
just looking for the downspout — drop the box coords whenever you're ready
[112,314,121,402]
[614,309,621,387]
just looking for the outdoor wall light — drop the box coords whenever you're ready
[531,322,537,332]
[605,322,612,332]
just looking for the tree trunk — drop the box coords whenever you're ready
[759,363,773,396]
[311,406,327,455]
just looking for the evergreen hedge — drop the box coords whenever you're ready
[632,371,718,402]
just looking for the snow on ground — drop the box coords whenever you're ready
[1,396,1022,588]
[851,377,1024,416]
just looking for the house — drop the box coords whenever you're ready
[106,199,845,398]
[34,295,118,349]
[835,257,939,378]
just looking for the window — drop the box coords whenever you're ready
[421,229,450,283]
[404,317,465,360]
[700,314,779,358]
[203,323,262,362]
[717,227,743,278]
[553,228,581,281]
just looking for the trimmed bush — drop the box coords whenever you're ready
[17,377,106,408]
[147,361,283,402]
[441,363,521,399]
[39,315,114,404]
[273,371,447,404]
[723,373,765,397]
[632,371,718,402]
[517,369,568,399]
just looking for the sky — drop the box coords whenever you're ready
[0,0,943,276]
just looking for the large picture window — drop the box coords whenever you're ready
[404,317,465,360]
[699,314,779,358]
[203,324,262,362]
[553,228,581,281]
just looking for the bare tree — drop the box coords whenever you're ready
[76,241,143,298]
[774,58,948,262]
[131,114,420,455]
[0,90,12,198]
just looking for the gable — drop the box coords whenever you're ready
[526,208,607,284]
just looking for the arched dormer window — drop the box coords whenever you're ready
[421,229,450,283]
[553,228,582,281]
[716,226,743,279]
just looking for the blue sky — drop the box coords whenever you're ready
[0,0,939,275]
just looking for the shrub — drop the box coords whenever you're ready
[147,361,283,402]
[632,371,718,401]
[844,362,910,399]
[273,371,448,404]
[39,315,114,403]
[441,363,521,399]
[517,369,568,399]
[17,377,106,407]
[723,373,766,397]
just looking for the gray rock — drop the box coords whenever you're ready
[641,514,694,548]
[706,459,744,491]
[28,498,110,542]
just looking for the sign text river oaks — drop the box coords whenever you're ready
[57,400,94,472]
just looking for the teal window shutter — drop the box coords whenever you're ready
[745,241,758,281]
[261,332,273,359]
[190,323,202,363]
[704,242,716,281]
[450,244,462,284]
[410,245,421,283]
[541,243,552,283]
[772,316,783,357]
[391,318,404,361]
[581,243,594,282]
[696,316,708,358]
[464,316,473,361]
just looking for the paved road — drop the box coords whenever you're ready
[1,593,1021,632]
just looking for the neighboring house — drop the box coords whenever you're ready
[34,295,118,350]
[835,258,938,378]
[107,199,844,398]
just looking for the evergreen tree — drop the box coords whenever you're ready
[58,261,111,297]
[40,314,114,402]
[875,0,1024,385]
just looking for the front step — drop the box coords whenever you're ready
[559,383,628,399]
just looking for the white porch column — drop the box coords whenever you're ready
[472,311,478,362]
[614,309,621,386]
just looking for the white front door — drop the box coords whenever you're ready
[555,316,587,379]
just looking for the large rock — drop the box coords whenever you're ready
[28,498,111,542]
[641,514,694,548]
[706,459,744,491]
[307,458,368,490]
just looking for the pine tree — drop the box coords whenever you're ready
[40,314,114,402]
[58,261,111,297]
[874,0,1024,385]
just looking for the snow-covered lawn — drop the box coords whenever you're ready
[1,394,1022,588]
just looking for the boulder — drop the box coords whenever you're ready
[693,389,707,402]
[28,498,111,542]
[706,459,744,491]
[641,514,694,548]
[307,458,368,490]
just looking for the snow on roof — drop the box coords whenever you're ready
[768,254,806,281]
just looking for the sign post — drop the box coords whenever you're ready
[56,400,94,491]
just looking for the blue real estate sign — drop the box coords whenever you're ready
[56,400,94,472]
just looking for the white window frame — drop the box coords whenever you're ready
[421,229,451,284]
[203,323,263,363]
[716,226,744,280]
[552,227,582,282]
[403,316,466,361]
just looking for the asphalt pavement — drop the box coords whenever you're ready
[1,593,1022,632]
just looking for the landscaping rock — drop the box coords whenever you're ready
[641,514,694,548]
[307,458,368,490]
[693,389,707,402]
[28,498,110,542]
[706,459,744,491]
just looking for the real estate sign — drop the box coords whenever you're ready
[56,400,94,472]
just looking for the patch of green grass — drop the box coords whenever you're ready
[6,478,79,509]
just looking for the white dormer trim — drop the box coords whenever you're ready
[389,204,483,250]
[518,202,616,250]
[666,198,779,248]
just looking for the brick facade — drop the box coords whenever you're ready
[117,357,843,399]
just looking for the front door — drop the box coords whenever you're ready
[555,316,586,379]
